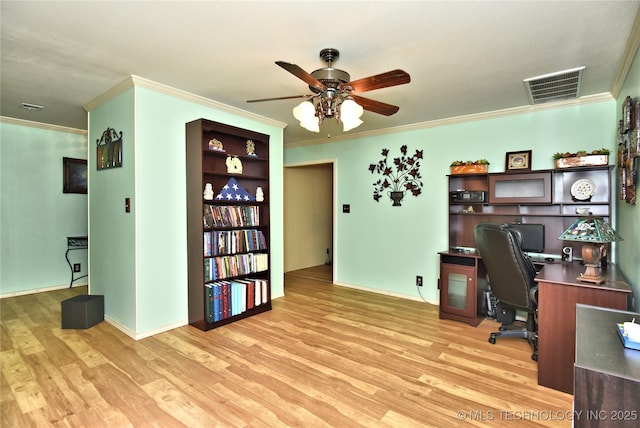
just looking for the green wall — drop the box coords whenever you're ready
[284,101,619,304]
[1,121,88,295]
[615,45,640,309]
[88,89,137,330]
[87,79,285,337]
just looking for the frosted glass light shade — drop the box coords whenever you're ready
[340,99,364,131]
[293,101,319,132]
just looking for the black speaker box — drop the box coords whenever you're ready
[61,295,104,329]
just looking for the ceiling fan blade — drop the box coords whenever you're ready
[351,95,400,116]
[247,95,311,103]
[342,69,411,94]
[276,61,326,92]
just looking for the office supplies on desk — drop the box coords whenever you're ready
[617,324,640,350]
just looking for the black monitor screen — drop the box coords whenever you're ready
[509,223,545,253]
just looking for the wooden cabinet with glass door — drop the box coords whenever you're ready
[438,252,488,326]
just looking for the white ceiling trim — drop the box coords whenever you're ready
[285,93,614,149]
[83,75,287,130]
[612,10,640,98]
[0,116,87,135]
[82,76,135,113]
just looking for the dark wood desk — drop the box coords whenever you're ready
[536,262,632,394]
[574,305,640,427]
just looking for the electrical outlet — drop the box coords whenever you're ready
[73,263,81,272]
[416,275,423,287]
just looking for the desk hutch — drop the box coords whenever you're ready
[439,165,614,325]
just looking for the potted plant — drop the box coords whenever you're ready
[450,159,490,175]
[368,145,423,205]
[553,149,610,168]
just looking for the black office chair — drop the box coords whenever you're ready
[474,223,538,361]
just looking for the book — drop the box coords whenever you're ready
[213,283,221,322]
[205,285,215,323]
[261,279,268,304]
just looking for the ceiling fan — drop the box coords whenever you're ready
[247,48,411,132]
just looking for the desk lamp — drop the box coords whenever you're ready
[558,217,623,284]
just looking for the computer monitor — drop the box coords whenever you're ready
[509,223,545,253]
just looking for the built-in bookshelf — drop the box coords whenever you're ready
[186,118,271,330]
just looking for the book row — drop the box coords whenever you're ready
[205,279,269,323]
[204,253,269,281]
[203,205,260,228]
[204,229,267,256]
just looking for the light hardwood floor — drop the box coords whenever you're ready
[1,266,573,427]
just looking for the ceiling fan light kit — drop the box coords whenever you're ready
[247,48,410,133]
[339,98,364,131]
[293,100,320,132]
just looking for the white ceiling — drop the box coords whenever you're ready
[2,1,639,145]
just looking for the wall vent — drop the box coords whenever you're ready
[523,66,585,104]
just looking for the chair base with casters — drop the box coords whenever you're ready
[488,302,538,361]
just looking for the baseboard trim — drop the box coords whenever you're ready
[0,282,88,299]
[332,280,438,306]
[103,316,188,341]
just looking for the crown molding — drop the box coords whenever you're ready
[0,116,87,135]
[82,76,135,112]
[611,8,640,98]
[285,93,614,149]
[83,75,287,129]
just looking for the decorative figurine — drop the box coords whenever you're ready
[246,139,257,157]
[226,155,243,174]
[256,186,264,202]
[208,138,225,151]
[203,183,214,200]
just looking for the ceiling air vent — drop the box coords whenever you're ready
[523,66,585,104]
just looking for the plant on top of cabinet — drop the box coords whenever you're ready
[450,159,489,175]
[553,149,610,168]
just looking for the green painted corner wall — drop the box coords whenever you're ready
[615,45,640,309]
[284,100,621,304]
[87,82,284,337]
[88,89,137,332]
[133,87,284,334]
[1,121,88,295]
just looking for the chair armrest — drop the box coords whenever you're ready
[529,285,538,306]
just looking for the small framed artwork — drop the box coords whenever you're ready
[96,127,123,170]
[63,157,87,194]
[505,150,532,171]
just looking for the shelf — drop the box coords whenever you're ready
[202,149,268,160]
[203,170,266,179]
[187,118,271,331]
[450,212,610,218]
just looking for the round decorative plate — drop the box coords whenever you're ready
[571,178,596,200]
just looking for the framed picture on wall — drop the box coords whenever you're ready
[63,157,87,194]
[505,150,532,171]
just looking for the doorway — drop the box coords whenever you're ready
[283,161,335,283]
